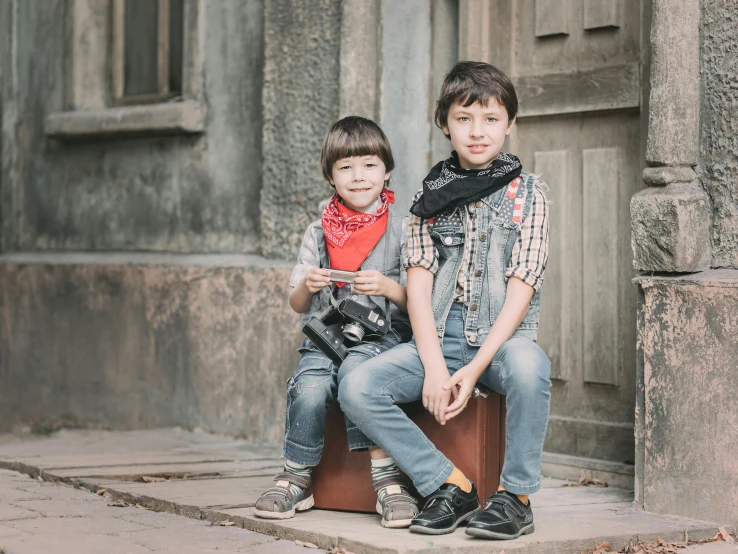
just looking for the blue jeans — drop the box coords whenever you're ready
[283,331,403,466]
[338,304,551,496]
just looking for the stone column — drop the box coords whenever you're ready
[630,0,710,273]
[339,0,380,120]
[260,0,342,260]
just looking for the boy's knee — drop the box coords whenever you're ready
[337,369,363,409]
[499,338,551,388]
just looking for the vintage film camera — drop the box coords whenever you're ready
[302,298,389,365]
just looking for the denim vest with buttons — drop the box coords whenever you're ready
[429,171,541,346]
[302,206,412,341]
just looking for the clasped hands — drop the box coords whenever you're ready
[422,363,483,425]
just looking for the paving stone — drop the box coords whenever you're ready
[683,542,738,553]
[0,522,30,538]
[0,504,40,522]
[5,514,158,536]
[0,533,156,554]
[0,429,727,554]
[124,524,307,553]
[13,498,110,518]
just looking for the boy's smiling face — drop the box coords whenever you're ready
[330,155,390,212]
[443,98,515,170]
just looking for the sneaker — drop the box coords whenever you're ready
[408,482,481,535]
[466,490,535,539]
[373,476,419,529]
[253,472,314,519]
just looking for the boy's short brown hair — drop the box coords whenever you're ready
[434,61,518,130]
[321,116,395,183]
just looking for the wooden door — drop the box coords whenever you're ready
[459,0,649,475]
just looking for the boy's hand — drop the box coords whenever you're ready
[353,270,388,297]
[423,368,453,425]
[304,267,331,293]
[443,365,483,421]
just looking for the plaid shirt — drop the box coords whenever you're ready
[404,180,549,302]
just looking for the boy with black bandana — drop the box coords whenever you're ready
[339,62,551,539]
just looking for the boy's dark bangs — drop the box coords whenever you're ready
[332,126,385,161]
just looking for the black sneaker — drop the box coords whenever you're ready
[466,490,535,539]
[408,482,481,535]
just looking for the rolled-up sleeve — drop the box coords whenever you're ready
[403,189,439,274]
[505,187,549,291]
[290,225,321,287]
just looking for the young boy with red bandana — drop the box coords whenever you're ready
[254,116,418,528]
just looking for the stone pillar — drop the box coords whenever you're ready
[339,0,380,120]
[633,0,738,526]
[260,0,342,260]
[630,0,710,273]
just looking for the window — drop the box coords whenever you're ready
[112,0,185,105]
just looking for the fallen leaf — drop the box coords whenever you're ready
[141,476,167,483]
[564,471,609,488]
[135,504,152,511]
[294,539,319,548]
[218,520,236,526]
[96,488,107,495]
[718,526,735,543]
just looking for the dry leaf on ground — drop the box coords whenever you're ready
[135,503,152,511]
[141,476,167,483]
[565,470,609,488]
[96,488,107,495]
[584,528,738,554]
[294,539,319,548]
[108,500,131,508]
[718,526,735,543]
[217,520,236,526]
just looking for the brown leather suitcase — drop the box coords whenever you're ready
[312,395,506,512]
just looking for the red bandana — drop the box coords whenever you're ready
[322,189,394,287]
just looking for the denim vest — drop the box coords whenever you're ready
[303,206,412,341]
[429,171,541,346]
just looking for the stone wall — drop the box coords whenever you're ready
[700,0,738,269]
[0,0,265,254]
[635,271,738,523]
[259,0,342,260]
[0,254,301,442]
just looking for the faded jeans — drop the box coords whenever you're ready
[338,303,551,496]
[282,331,403,466]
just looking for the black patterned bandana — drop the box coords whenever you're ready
[410,151,522,219]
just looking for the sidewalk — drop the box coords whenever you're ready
[0,428,732,554]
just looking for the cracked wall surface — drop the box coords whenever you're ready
[701,0,738,268]
[0,257,301,442]
[637,271,738,523]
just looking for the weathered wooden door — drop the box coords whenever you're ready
[459,0,649,481]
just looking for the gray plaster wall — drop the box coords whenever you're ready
[260,0,341,260]
[0,254,301,442]
[0,0,264,254]
[700,0,738,269]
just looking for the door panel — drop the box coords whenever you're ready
[460,0,648,466]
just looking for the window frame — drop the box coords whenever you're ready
[45,0,204,139]
[111,0,180,106]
